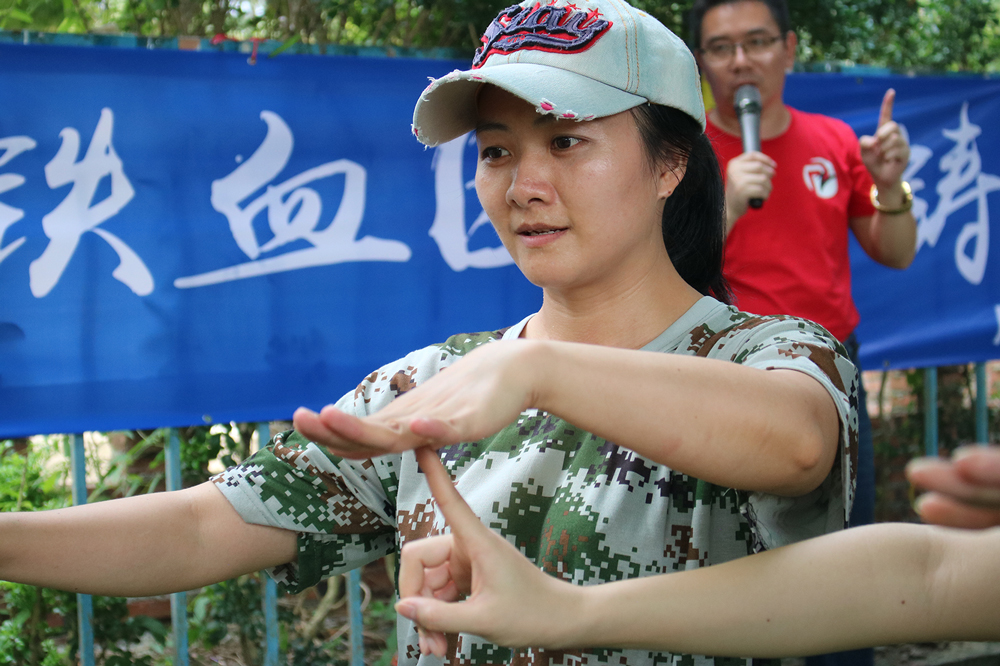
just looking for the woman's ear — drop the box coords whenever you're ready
[658,160,686,200]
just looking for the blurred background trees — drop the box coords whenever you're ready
[2,0,999,72]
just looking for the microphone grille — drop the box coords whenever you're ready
[734,84,761,114]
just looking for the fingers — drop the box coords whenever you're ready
[293,405,427,459]
[914,492,1000,529]
[415,447,486,541]
[398,535,455,599]
[730,151,776,172]
[878,88,895,128]
[953,446,1000,485]
[409,416,461,443]
[907,454,1000,508]
[395,596,483,646]
[726,152,775,210]
[860,91,909,186]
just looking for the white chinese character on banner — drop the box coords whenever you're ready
[174,111,410,288]
[912,102,1000,285]
[29,108,153,297]
[0,135,37,266]
[430,133,513,271]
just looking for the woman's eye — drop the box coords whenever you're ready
[553,136,581,150]
[481,146,510,160]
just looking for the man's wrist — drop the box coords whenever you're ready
[870,181,913,215]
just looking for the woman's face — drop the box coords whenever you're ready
[474,86,680,296]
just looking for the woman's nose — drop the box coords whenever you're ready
[506,151,554,208]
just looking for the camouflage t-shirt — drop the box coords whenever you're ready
[213,296,859,666]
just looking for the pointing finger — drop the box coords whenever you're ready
[416,446,485,540]
[878,88,895,128]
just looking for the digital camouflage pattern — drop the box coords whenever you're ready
[213,296,859,666]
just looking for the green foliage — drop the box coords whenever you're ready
[189,574,268,663]
[789,0,1000,72]
[0,438,69,513]
[5,0,998,72]
[188,573,351,666]
[0,583,68,666]
[62,594,169,666]
[175,423,252,485]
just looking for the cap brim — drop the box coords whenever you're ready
[412,62,647,147]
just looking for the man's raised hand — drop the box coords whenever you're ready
[859,89,911,190]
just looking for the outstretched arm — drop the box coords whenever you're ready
[296,336,842,497]
[396,448,1000,658]
[0,481,297,597]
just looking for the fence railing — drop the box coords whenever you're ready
[923,362,993,457]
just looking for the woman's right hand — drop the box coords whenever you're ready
[906,445,1000,528]
[293,340,546,460]
[394,447,582,656]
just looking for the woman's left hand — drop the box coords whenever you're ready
[293,340,545,459]
[395,447,580,656]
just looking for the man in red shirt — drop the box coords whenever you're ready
[689,2,917,664]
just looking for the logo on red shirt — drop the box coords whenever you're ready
[803,157,839,199]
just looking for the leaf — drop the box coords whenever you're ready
[0,8,35,23]
[268,34,301,58]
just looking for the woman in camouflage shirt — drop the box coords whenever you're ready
[0,2,858,665]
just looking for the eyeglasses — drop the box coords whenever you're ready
[700,35,784,64]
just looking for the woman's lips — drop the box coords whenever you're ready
[517,227,568,247]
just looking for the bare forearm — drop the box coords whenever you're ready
[0,482,297,596]
[853,183,917,269]
[568,524,1000,655]
[532,341,838,495]
[868,209,917,268]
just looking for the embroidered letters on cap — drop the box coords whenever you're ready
[472,3,613,69]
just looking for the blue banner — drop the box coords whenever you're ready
[785,73,1000,371]
[0,43,540,436]
[1,43,999,436]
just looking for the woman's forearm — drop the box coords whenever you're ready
[569,523,1000,656]
[532,340,840,496]
[0,482,297,597]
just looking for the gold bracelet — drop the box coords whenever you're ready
[870,181,913,214]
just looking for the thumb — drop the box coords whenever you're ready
[396,595,482,635]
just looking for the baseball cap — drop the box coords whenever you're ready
[411,0,706,147]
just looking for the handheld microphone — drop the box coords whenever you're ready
[734,84,764,209]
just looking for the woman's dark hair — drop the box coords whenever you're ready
[631,103,732,305]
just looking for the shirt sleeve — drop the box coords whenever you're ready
[714,315,859,550]
[844,122,877,219]
[212,426,400,594]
